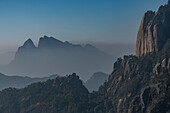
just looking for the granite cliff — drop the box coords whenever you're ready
[105,2,170,112]
[136,2,170,57]
[107,52,170,113]
[0,1,169,113]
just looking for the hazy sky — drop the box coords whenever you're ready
[0,0,167,55]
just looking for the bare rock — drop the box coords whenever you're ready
[153,63,161,75]
[168,58,170,74]
[135,4,170,57]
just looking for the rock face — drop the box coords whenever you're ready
[106,2,170,112]
[107,54,170,113]
[136,3,170,57]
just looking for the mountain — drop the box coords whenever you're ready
[0,73,59,91]
[136,1,170,57]
[84,72,108,92]
[1,36,114,81]
[106,54,169,113]
[0,73,89,113]
[38,36,69,49]
[0,1,169,113]
[88,2,170,113]
[87,49,169,113]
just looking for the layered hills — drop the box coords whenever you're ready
[0,73,89,113]
[1,36,114,81]
[0,73,59,91]
[0,1,169,113]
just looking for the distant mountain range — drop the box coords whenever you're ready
[0,73,59,91]
[0,71,108,92]
[84,72,108,92]
[0,1,169,113]
[1,36,114,81]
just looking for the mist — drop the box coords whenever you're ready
[0,36,115,81]
[93,42,135,58]
[0,38,135,81]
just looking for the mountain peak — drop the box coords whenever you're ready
[40,35,58,41]
[22,38,36,49]
[14,38,37,60]
[38,35,65,49]
[136,4,170,57]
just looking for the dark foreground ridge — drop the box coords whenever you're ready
[0,73,89,113]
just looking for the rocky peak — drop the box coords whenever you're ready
[14,38,37,60]
[16,38,36,54]
[22,38,36,49]
[135,4,170,57]
[38,35,66,49]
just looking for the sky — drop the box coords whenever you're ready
[0,0,168,55]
